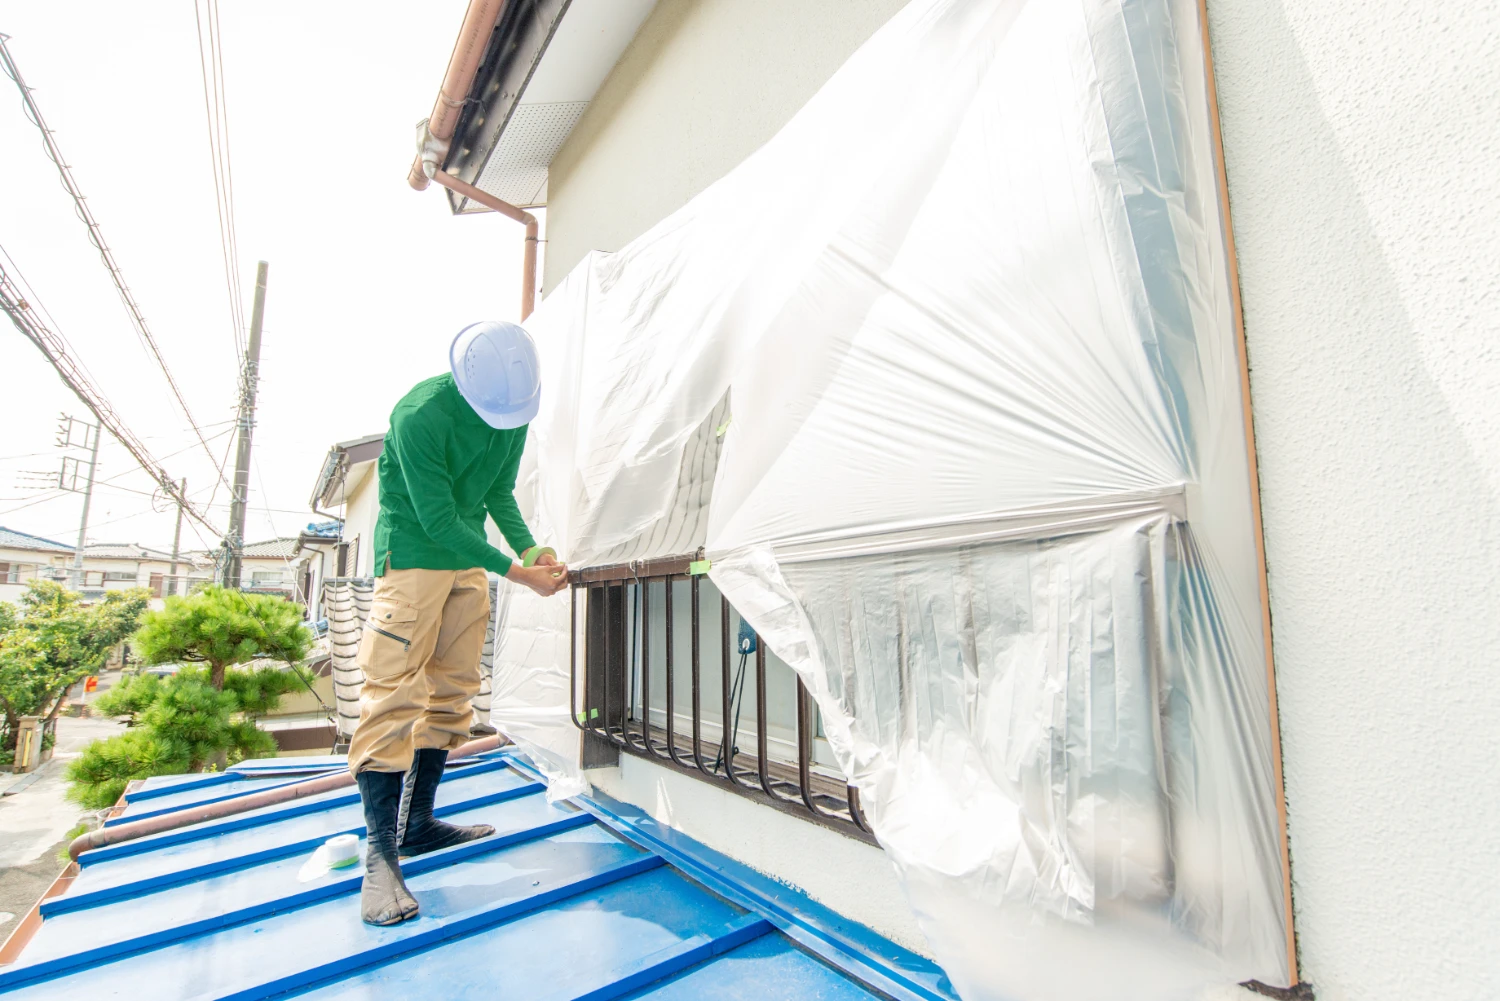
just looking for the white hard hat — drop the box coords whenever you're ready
[449,321,541,429]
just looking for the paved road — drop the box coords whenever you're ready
[0,713,126,935]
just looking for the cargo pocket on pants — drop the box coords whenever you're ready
[360,600,420,681]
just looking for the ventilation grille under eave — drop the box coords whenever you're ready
[466,101,590,210]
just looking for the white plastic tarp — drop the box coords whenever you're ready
[489,0,1290,997]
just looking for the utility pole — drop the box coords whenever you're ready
[168,477,186,596]
[68,418,101,589]
[224,260,268,589]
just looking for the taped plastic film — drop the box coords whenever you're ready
[489,0,1289,996]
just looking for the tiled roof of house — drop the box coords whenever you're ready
[241,538,300,559]
[0,526,74,554]
[0,749,956,1001]
[81,543,177,561]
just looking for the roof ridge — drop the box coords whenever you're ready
[0,525,76,551]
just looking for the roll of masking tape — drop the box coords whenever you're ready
[325,833,360,869]
[521,546,556,569]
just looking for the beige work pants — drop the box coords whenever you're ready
[347,566,491,775]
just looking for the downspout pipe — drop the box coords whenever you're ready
[66,734,508,862]
[430,169,539,320]
[408,0,511,192]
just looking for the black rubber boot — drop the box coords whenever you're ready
[355,770,420,926]
[397,748,495,857]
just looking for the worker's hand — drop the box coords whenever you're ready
[533,551,560,568]
[506,561,568,597]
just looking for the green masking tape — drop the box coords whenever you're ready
[688,559,711,576]
[522,546,556,568]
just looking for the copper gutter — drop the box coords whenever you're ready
[430,169,540,320]
[65,734,507,862]
[0,861,78,965]
[408,0,510,192]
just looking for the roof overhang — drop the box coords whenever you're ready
[309,433,385,510]
[442,0,657,211]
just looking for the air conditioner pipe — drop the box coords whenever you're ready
[67,734,508,862]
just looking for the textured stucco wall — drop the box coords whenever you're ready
[1207,2,1500,998]
[542,0,908,293]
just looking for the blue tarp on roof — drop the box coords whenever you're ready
[0,749,956,1001]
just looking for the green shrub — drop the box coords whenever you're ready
[0,582,149,751]
[67,664,308,808]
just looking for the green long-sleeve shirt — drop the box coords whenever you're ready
[371,374,536,577]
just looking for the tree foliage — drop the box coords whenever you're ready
[0,582,149,750]
[134,586,313,689]
[68,663,305,809]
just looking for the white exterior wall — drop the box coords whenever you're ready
[342,469,382,579]
[541,0,919,953]
[543,0,909,293]
[0,546,70,604]
[76,557,153,591]
[1208,2,1499,999]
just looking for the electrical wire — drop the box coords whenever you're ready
[193,0,246,362]
[0,35,232,494]
[0,490,69,517]
[0,250,221,537]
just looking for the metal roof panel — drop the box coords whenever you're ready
[0,750,957,1001]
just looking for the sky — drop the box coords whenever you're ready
[0,1,535,556]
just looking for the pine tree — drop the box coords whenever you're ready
[133,586,312,689]
[67,588,316,808]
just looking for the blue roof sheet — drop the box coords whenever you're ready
[0,749,957,1001]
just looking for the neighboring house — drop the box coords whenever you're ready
[179,538,306,603]
[307,432,386,595]
[292,519,342,623]
[77,542,204,601]
[1,530,207,605]
[409,3,1499,1001]
[238,538,303,600]
[0,526,73,604]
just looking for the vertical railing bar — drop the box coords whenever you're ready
[626,577,643,751]
[720,594,743,785]
[690,574,707,772]
[666,575,682,765]
[847,784,871,833]
[591,583,605,740]
[795,678,826,816]
[641,575,655,757]
[569,583,580,732]
[597,582,609,741]
[755,641,775,796]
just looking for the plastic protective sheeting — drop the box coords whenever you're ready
[488,0,1289,997]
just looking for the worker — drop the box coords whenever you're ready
[349,320,567,926]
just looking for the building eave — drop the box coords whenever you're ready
[441,0,658,212]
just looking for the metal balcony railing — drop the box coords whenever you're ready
[568,555,874,843]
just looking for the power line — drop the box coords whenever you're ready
[0,34,232,494]
[193,0,247,362]
[0,249,222,537]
